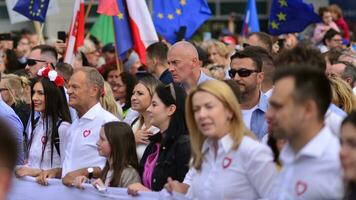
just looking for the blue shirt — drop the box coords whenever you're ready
[250,92,269,140]
[197,70,215,85]
[0,100,24,164]
[159,69,174,85]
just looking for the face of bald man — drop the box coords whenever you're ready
[167,43,199,83]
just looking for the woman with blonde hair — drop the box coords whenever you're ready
[130,74,161,160]
[329,76,356,114]
[206,41,230,79]
[100,81,123,120]
[166,80,277,199]
[0,74,31,128]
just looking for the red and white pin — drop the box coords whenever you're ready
[222,156,232,169]
[83,130,91,138]
[295,180,308,196]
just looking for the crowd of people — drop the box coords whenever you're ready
[0,3,356,200]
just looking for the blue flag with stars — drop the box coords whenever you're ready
[13,0,50,23]
[112,0,133,60]
[268,0,321,36]
[153,0,212,44]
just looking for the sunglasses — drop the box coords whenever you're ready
[229,68,260,78]
[27,59,47,67]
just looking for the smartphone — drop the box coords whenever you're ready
[57,31,66,43]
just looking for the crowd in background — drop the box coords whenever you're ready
[0,3,356,200]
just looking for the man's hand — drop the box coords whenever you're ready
[15,166,42,178]
[62,169,85,187]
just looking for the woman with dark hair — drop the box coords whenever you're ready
[128,84,191,193]
[340,111,356,199]
[73,121,140,188]
[103,64,137,119]
[119,71,137,117]
[15,66,71,178]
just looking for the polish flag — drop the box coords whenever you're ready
[64,0,85,65]
[126,0,158,65]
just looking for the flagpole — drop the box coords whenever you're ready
[112,16,122,73]
[33,21,45,45]
[84,0,94,40]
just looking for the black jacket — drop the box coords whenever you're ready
[139,132,191,191]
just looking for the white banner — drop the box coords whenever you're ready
[5,0,59,24]
[8,177,161,200]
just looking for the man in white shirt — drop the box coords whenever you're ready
[61,67,118,186]
[266,66,343,199]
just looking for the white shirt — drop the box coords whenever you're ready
[269,126,343,200]
[353,87,356,95]
[131,118,160,161]
[186,135,277,200]
[27,117,70,170]
[61,103,119,176]
[241,105,258,130]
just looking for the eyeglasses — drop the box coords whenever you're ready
[27,58,47,66]
[229,68,260,78]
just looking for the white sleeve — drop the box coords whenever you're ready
[182,168,196,186]
[244,143,278,198]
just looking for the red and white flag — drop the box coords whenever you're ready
[64,0,85,65]
[126,0,158,65]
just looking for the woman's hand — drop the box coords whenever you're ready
[15,166,42,178]
[35,168,61,186]
[134,130,153,144]
[127,183,151,196]
[164,177,189,194]
[73,176,88,190]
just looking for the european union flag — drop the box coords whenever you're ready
[242,0,260,36]
[13,0,50,23]
[268,0,321,36]
[112,0,133,59]
[153,0,211,44]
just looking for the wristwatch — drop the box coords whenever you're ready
[87,167,94,180]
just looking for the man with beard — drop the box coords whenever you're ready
[229,46,268,140]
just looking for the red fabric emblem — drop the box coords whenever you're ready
[222,157,232,169]
[295,180,308,196]
[83,130,91,138]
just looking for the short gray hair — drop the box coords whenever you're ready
[74,67,104,99]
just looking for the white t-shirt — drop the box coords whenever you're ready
[241,105,258,130]
[269,126,343,199]
[61,103,119,177]
[186,135,277,199]
[27,118,70,170]
[131,118,160,161]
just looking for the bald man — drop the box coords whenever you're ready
[167,41,214,91]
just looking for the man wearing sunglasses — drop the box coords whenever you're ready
[25,45,58,79]
[229,46,268,140]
